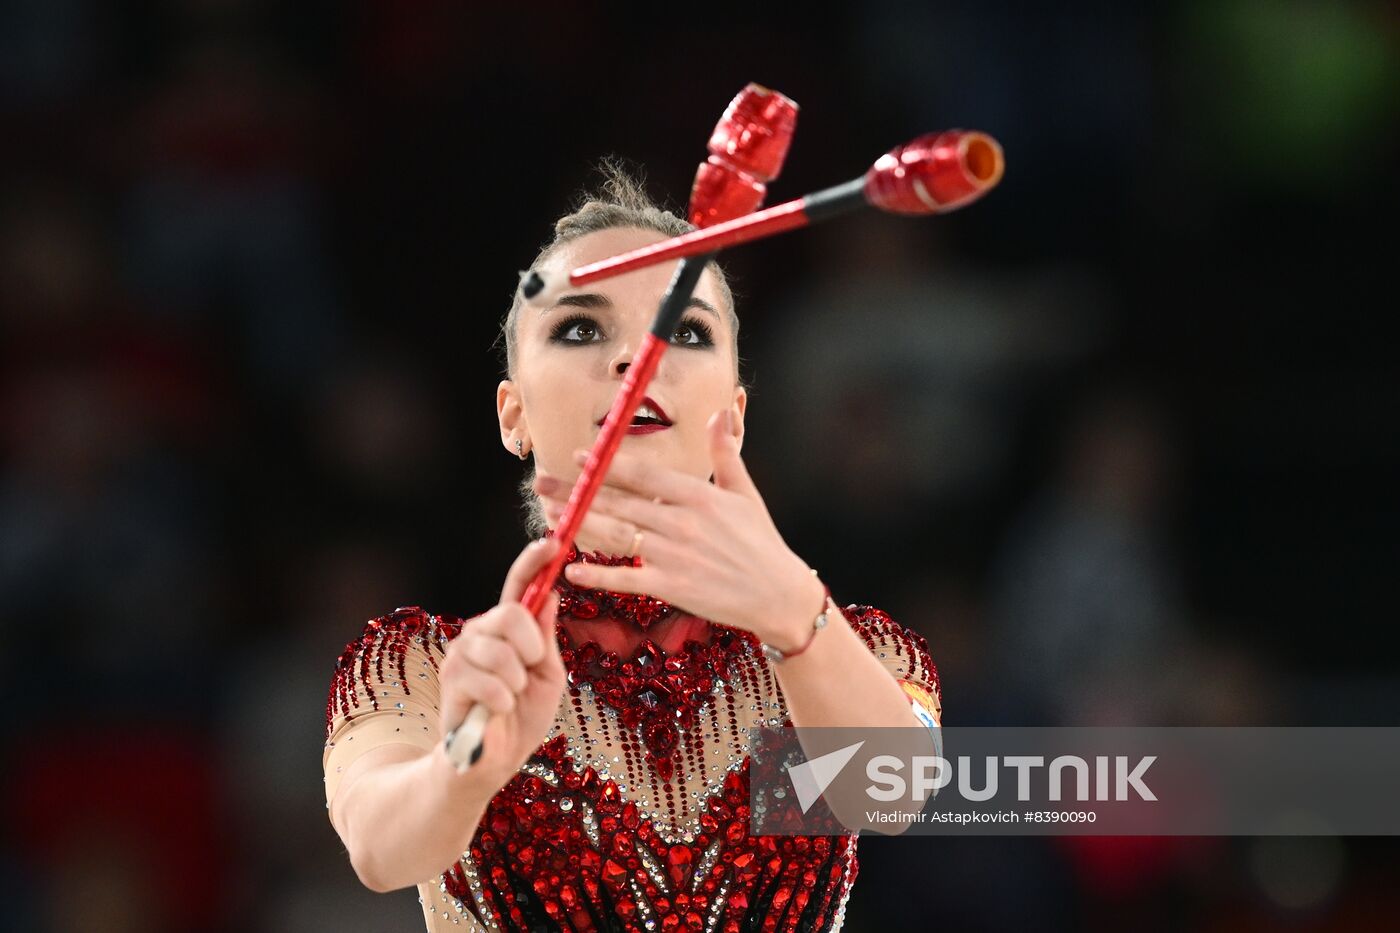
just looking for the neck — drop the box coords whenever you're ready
[560,612,713,655]
[547,525,629,562]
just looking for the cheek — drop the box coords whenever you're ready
[520,372,596,434]
[675,370,735,430]
[699,353,739,397]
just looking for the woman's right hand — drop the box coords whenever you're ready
[438,537,567,788]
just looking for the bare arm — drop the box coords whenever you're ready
[768,580,942,834]
[770,582,929,734]
[323,537,567,892]
[329,742,503,892]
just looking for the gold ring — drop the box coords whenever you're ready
[628,530,644,558]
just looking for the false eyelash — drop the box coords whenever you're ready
[676,316,715,346]
[548,312,599,342]
[548,313,715,347]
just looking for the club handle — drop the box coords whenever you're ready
[443,704,490,773]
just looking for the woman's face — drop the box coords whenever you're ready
[498,226,747,499]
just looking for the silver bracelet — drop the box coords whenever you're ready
[760,568,833,664]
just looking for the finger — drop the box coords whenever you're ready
[454,666,516,714]
[539,493,614,535]
[440,687,471,738]
[540,497,653,557]
[537,589,565,677]
[536,468,665,507]
[532,470,567,498]
[708,409,759,498]
[463,633,528,693]
[501,537,561,606]
[501,604,548,667]
[562,558,659,595]
[539,587,560,630]
[573,447,707,506]
[536,476,681,538]
[473,606,546,667]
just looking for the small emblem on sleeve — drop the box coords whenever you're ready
[899,680,941,736]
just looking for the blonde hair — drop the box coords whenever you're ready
[496,161,747,538]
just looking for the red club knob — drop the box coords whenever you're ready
[863,130,1004,215]
[689,84,799,228]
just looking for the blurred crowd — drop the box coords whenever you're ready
[2,1,1397,931]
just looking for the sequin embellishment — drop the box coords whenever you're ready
[325,551,941,932]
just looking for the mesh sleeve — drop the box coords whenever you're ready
[322,606,471,808]
[840,603,942,727]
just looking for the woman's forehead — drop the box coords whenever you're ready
[539,226,727,313]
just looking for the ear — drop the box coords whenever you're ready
[731,386,748,453]
[498,379,526,454]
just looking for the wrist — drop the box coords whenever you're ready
[431,730,509,806]
[761,568,834,663]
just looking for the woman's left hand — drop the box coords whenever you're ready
[532,410,824,648]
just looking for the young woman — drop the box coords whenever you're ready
[322,169,942,932]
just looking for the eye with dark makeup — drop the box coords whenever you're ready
[670,316,715,347]
[548,313,715,348]
[548,313,601,344]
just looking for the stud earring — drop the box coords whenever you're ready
[516,438,527,460]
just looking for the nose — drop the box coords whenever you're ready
[609,342,635,378]
[609,318,652,379]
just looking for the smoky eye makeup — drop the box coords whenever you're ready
[671,315,715,347]
[547,313,600,343]
[546,313,716,348]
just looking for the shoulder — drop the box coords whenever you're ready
[838,603,923,646]
[325,606,483,741]
[837,601,941,705]
[332,605,479,667]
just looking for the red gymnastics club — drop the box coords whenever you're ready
[519,129,1004,305]
[445,85,798,772]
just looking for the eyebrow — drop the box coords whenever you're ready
[541,292,720,320]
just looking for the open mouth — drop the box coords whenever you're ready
[596,396,673,429]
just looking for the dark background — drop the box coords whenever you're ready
[2,1,1398,930]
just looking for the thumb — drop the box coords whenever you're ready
[537,588,564,673]
[503,537,560,605]
[709,409,757,497]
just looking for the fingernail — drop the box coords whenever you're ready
[573,450,588,465]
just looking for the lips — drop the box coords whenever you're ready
[595,395,673,428]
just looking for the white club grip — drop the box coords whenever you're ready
[443,704,490,773]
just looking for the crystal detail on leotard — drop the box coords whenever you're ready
[325,543,941,932]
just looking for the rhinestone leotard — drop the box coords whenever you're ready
[324,543,940,932]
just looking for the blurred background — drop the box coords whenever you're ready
[2,0,1397,930]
